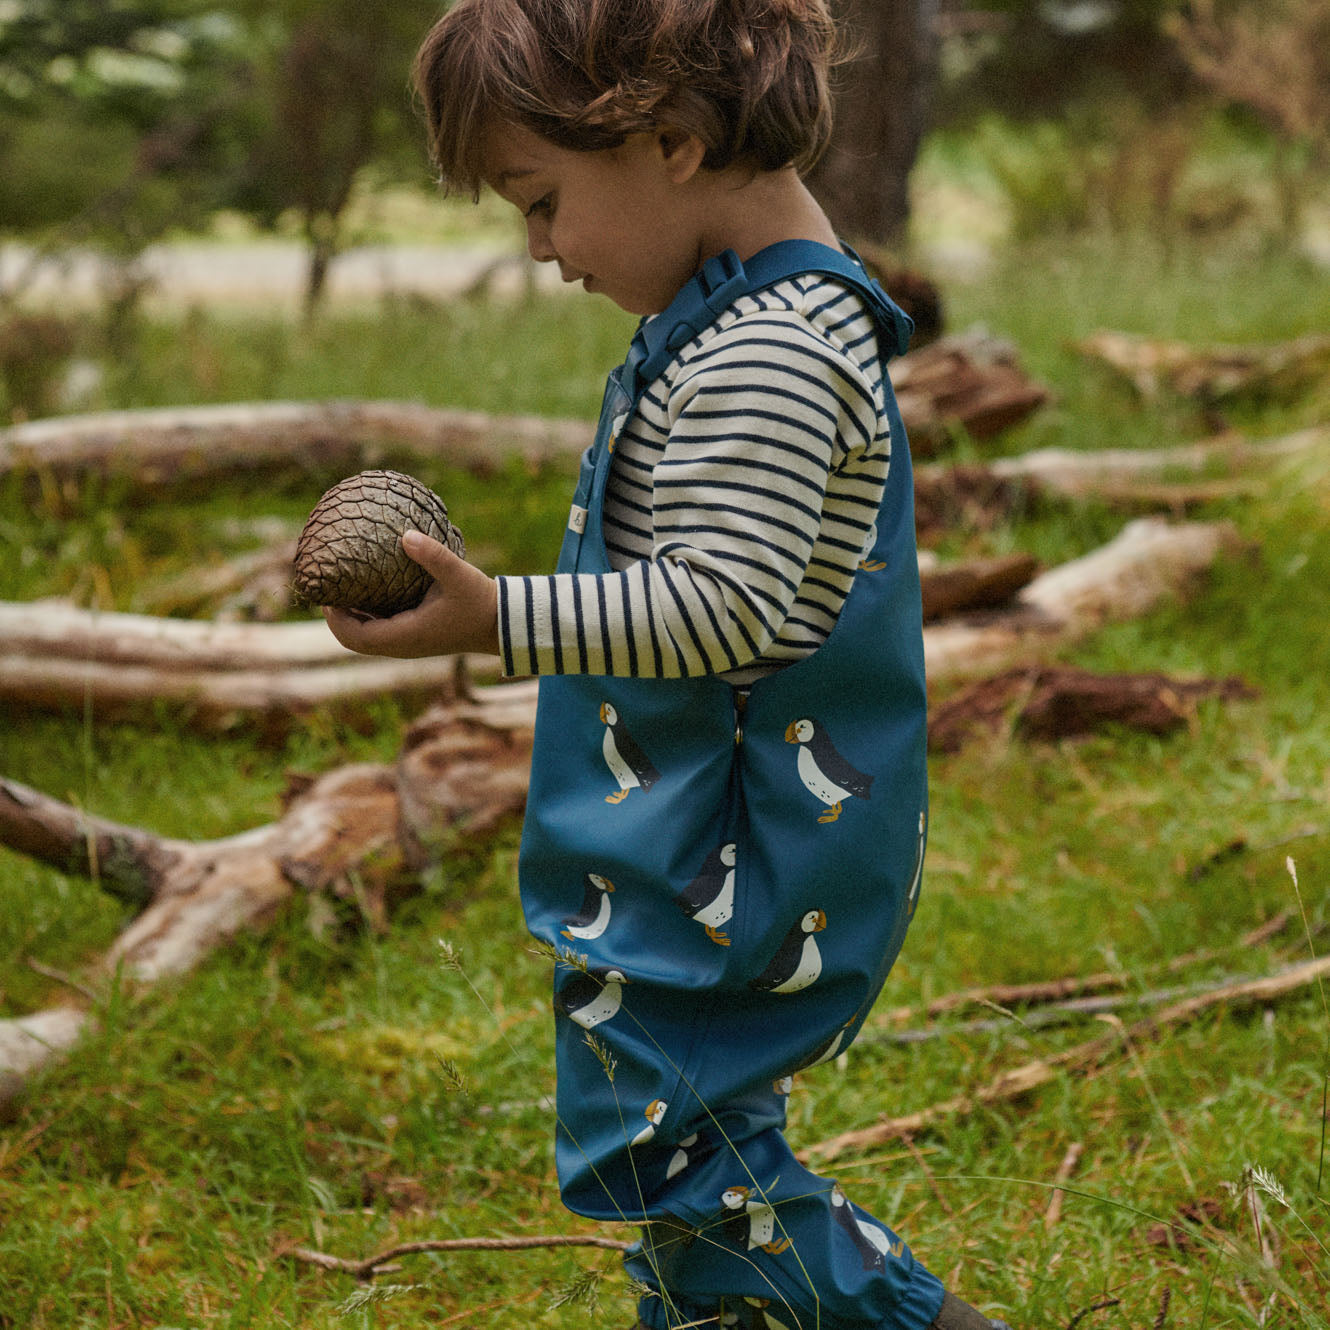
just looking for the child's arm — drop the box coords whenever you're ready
[323,530,500,658]
[499,303,882,679]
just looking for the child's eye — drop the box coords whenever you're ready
[524,194,554,219]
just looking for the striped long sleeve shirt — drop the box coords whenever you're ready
[496,274,893,683]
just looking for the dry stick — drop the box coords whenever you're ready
[884,911,1295,1025]
[284,1233,634,1281]
[804,954,1330,1162]
[1043,1142,1085,1232]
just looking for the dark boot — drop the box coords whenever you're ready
[929,1289,1015,1330]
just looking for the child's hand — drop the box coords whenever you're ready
[323,529,500,659]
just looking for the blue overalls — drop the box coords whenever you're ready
[519,241,945,1330]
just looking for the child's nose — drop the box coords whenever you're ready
[525,218,557,264]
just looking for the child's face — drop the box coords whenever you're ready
[483,123,708,316]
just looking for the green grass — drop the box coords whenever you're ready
[2,229,1329,1328]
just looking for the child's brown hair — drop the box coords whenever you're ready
[413,0,838,195]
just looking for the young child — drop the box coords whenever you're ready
[326,2,1013,1327]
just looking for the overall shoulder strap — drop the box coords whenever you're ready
[618,240,914,404]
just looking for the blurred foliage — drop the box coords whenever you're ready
[935,0,1194,122]
[0,0,441,313]
[0,3,253,259]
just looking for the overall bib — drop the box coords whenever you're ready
[519,241,945,1330]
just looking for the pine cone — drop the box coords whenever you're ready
[292,469,465,618]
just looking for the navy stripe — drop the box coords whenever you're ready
[654,488,823,526]
[642,570,665,677]
[660,568,711,667]
[549,575,564,674]
[522,576,538,677]
[619,570,639,676]
[572,577,589,673]
[497,577,515,676]
[596,573,613,673]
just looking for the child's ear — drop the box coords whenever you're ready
[656,126,707,184]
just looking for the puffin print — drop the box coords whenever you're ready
[720,1186,791,1254]
[784,717,873,823]
[831,1182,903,1269]
[561,872,615,941]
[749,909,826,994]
[631,1098,667,1147]
[794,1014,857,1073]
[858,520,886,572]
[676,842,737,945]
[666,1131,699,1180]
[556,968,627,1030]
[743,1298,796,1330]
[907,809,926,917]
[600,702,661,804]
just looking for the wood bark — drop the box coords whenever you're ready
[921,517,1242,681]
[912,424,1328,539]
[891,330,1049,454]
[926,665,1256,753]
[0,400,590,487]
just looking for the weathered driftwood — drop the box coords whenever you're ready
[0,336,1047,488]
[927,664,1256,753]
[0,400,591,486]
[135,540,298,621]
[1076,330,1330,401]
[911,425,1328,539]
[0,685,537,1103]
[922,517,1242,681]
[889,329,1049,453]
[802,952,1330,1161]
[920,552,1039,621]
[0,600,499,729]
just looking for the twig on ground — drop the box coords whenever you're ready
[902,1134,954,1218]
[1065,1297,1121,1329]
[282,1232,634,1282]
[1043,1142,1084,1232]
[880,911,1295,1027]
[1152,1288,1172,1330]
[804,955,1330,1160]
[24,956,100,1004]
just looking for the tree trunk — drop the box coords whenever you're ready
[808,0,939,245]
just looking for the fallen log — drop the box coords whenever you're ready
[911,425,1328,539]
[0,686,536,1103]
[1075,330,1330,402]
[0,400,591,486]
[922,517,1242,681]
[888,329,1049,454]
[0,335,1047,489]
[927,665,1256,753]
[920,552,1039,621]
[802,953,1330,1161]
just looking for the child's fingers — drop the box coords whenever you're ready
[401,528,455,578]
[323,603,415,654]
